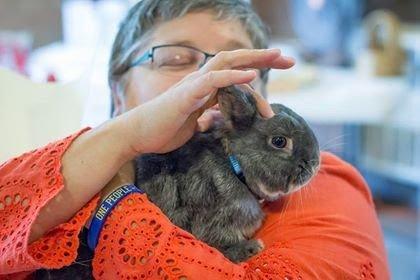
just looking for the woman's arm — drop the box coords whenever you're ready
[0,129,101,276]
[29,120,133,243]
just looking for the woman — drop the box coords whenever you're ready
[0,0,389,279]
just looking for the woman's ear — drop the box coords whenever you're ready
[218,85,257,130]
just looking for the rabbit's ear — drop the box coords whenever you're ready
[218,85,257,130]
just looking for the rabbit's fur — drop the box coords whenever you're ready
[135,85,320,262]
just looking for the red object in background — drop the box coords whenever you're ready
[0,31,32,75]
[46,72,57,82]
[13,46,30,74]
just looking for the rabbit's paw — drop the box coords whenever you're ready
[223,239,264,263]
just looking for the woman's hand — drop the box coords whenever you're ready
[119,48,294,156]
[196,84,273,132]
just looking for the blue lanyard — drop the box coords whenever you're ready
[87,184,144,251]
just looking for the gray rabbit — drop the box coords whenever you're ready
[135,85,320,262]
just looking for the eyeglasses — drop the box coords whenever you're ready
[129,44,215,76]
[129,44,269,79]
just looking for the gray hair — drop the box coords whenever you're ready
[109,0,270,111]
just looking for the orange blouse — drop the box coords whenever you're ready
[0,129,390,279]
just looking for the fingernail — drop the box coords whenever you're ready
[245,69,257,75]
[240,70,257,78]
[265,109,275,119]
[283,56,295,64]
[197,119,210,132]
[267,48,281,54]
[197,123,206,132]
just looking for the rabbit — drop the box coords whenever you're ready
[135,85,320,262]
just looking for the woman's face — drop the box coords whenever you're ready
[114,11,261,114]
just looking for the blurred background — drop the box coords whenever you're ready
[0,0,419,278]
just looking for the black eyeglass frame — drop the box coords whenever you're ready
[129,44,215,68]
[129,44,270,78]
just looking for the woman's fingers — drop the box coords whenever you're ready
[176,48,295,117]
[196,84,274,132]
[235,84,275,119]
[248,87,275,119]
[177,69,257,115]
[200,48,294,73]
[196,109,224,132]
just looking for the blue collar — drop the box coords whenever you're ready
[228,155,247,185]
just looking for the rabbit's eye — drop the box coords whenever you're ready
[271,136,287,149]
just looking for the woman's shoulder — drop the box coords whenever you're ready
[318,151,374,204]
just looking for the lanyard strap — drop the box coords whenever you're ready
[87,184,144,251]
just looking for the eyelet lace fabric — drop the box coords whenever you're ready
[0,130,390,279]
[91,194,307,280]
[0,128,98,279]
